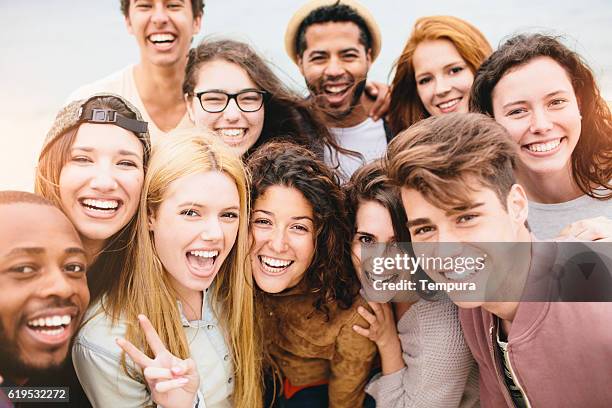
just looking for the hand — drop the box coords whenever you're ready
[116,314,200,408]
[557,216,612,241]
[353,302,399,350]
[364,81,390,121]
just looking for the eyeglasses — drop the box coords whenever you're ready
[194,89,267,113]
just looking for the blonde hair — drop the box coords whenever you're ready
[388,16,492,135]
[107,128,261,408]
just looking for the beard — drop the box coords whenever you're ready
[0,321,67,382]
[307,74,368,120]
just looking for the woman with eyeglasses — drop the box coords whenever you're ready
[183,38,334,158]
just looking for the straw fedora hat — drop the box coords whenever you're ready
[284,0,381,65]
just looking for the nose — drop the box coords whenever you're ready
[434,76,452,96]
[40,265,76,300]
[269,227,289,254]
[90,165,119,192]
[323,56,345,78]
[199,217,224,242]
[222,98,241,122]
[151,3,170,25]
[529,107,553,134]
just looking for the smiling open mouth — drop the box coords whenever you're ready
[27,315,72,336]
[436,98,461,112]
[259,255,294,274]
[363,269,398,284]
[523,137,565,153]
[186,250,218,276]
[79,198,121,213]
[439,268,478,281]
[148,33,176,45]
[217,128,248,146]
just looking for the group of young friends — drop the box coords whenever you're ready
[1,0,612,407]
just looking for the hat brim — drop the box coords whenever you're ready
[284,0,381,65]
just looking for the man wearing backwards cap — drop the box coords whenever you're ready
[286,0,392,181]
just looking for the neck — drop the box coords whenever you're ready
[517,164,583,204]
[174,284,203,321]
[134,60,186,108]
[325,92,373,128]
[481,227,532,331]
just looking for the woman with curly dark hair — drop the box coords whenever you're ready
[470,33,612,240]
[246,141,376,408]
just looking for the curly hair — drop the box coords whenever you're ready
[247,141,359,315]
[470,33,612,199]
[388,16,491,135]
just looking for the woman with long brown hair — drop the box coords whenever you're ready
[388,16,491,135]
[470,33,612,239]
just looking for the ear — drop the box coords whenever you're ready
[365,48,372,66]
[185,94,196,122]
[124,15,134,36]
[192,14,203,36]
[297,55,305,76]
[148,208,157,232]
[506,184,528,227]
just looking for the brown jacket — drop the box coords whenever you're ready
[260,281,377,408]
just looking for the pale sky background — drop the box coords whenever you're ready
[1,0,611,191]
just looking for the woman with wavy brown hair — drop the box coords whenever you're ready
[470,33,612,240]
[246,141,376,408]
[183,38,335,158]
[388,16,491,135]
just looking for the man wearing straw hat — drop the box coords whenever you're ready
[285,0,392,181]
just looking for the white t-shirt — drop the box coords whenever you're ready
[324,117,387,182]
[528,190,612,239]
[67,65,193,145]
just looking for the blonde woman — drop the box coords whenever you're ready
[72,129,261,408]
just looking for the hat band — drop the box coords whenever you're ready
[80,108,148,134]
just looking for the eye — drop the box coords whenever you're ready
[65,263,86,274]
[358,235,375,245]
[167,1,183,9]
[9,264,37,274]
[413,226,435,236]
[290,224,309,232]
[252,218,272,226]
[221,211,239,219]
[180,209,199,217]
[507,107,527,117]
[118,160,138,168]
[457,214,478,224]
[449,66,464,75]
[417,77,431,86]
[549,98,567,108]
[342,53,358,60]
[72,156,92,164]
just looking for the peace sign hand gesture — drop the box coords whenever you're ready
[116,314,200,408]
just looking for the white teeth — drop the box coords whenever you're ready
[28,315,71,328]
[149,33,175,42]
[325,85,349,94]
[82,199,119,210]
[261,256,292,268]
[443,269,476,281]
[218,129,244,138]
[526,139,561,153]
[438,98,460,109]
[189,250,218,258]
